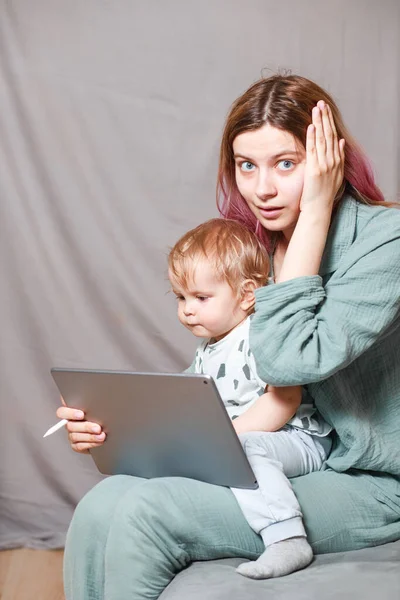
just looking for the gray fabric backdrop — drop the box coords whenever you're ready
[0,0,399,549]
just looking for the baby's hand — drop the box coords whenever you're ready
[300,100,345,213]
[56,401,106,454]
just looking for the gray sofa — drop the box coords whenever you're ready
[160,540,400,599]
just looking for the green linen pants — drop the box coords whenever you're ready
[63,470,400,600]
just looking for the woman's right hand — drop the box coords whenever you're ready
[56,400,106,454]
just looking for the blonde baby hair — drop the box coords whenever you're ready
[168,218,270,297]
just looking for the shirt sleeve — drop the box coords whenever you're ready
[183,342,204,374]
[245,336,268,390]
[250,227,400,386]
[183,359,196,374]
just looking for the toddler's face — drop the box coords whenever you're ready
[169,260,246,341]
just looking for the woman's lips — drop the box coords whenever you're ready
[258,207,284,219]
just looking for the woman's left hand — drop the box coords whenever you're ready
[300,100,345,213]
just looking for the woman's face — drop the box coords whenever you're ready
[233,124,306,240]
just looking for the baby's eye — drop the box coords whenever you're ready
[175,295,184,301]
[240,161,255,172]
[277,160,294,171]
[197,296,208,302]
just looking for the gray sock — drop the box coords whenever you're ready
[236,536,313,580]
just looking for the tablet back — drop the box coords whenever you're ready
[51,368,257,489]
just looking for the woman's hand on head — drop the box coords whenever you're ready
[56,398,106,454]
[300,101,345,212]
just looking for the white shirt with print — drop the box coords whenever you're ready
[194,316,332,437]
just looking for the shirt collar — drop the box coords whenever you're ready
[320,194,358,275]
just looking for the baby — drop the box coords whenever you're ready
[168,218,332,580]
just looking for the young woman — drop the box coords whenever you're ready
[57,74,400,599]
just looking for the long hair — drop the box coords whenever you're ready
[217,74,390,250]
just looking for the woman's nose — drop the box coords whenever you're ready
[256,171,277,200]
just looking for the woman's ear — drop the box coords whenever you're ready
[239,279,257,312]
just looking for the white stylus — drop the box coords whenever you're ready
[43,419,68,438]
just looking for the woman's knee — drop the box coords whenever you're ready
[71,475,136,530]
[71,475,201,542]
[114,477,196,542]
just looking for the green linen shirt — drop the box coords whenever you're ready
[250,195,400,484]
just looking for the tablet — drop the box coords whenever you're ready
[51,368,257,489]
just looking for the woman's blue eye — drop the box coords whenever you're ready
[278,160,294,171]
[240,161,255,172]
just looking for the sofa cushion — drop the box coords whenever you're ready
[160,540,400,599]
